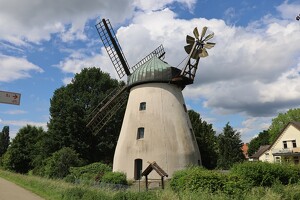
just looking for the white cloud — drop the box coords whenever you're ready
[238,116,271,142]
[276,0,300,20]
[1,110,27,115]
[62,77,73,85]
[0,120,46,128]
[133,0,196,12]
[57,49,119,79]
[57,1,300,120]
[0,55,43,82]
[0,119,47,139]
[0,0,135,44]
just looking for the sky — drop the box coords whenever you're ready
[0,0,300,142]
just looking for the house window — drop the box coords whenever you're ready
[275,156,281,163]
[134,159,143,180]
[292,140,297,148]
[139,102,146,110]
[137,127,144,139]
[283,141,287,149]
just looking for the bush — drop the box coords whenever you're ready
[65,162,111,183]
[44,147,82,179]
[101,172,127,185]
[231,162,300,187]
[170,166,250,196]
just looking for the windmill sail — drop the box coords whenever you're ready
[86,86,128,134]
[96,19,130,79]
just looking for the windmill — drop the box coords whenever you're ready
[87,19,215,180]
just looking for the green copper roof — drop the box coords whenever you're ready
[128,57,181,88]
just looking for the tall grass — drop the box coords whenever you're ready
[2,168,300,200]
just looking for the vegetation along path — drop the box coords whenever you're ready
[0,177,44,200]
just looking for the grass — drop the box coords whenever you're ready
[0,169,71,200]
[2,169,300,200]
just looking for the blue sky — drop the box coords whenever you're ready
[0,0,300,142]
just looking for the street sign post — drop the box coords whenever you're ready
[0,90,21,105]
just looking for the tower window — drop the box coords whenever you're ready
[137,127,144,139]
[139,102,146,110]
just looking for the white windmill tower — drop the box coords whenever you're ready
[87,19,215,180]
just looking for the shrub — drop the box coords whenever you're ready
[170,166,249,196]
[66,162,111,183]
[102,172,127,185]
[231,162,299,187]
[44,147,82,179]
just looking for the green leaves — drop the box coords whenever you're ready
[2,125,45,173]
[217,123,245,169]
[269,108,300,143]
[188,110,218,169]
[47,67,125,163]
[0,126,10,157]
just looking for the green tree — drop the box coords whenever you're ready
[2,125,45,173]
[188,110,218,169]
[44,147,82,179]
[247,130,270,156]
[0,126,10,157]
[217,123,245,169]
[269,108,300,143]
[47,67,125,164]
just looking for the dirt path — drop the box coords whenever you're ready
[0,177,44,200]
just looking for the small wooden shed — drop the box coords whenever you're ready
[141,161,168,190]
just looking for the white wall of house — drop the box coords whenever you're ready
[259,124,300,163]
[259,150,271,162]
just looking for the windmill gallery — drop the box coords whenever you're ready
[86,19,215,180]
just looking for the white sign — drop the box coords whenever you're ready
[0,90,21,105]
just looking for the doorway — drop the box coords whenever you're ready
[134,159,143,180]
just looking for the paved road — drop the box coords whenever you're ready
[0,177,44,200]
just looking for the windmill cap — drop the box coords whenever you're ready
[127,57,181,89]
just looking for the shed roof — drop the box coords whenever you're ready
[141,161,168,177]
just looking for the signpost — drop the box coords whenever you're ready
[0,90,21,105]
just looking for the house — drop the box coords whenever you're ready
[249,145,270,161]
[251,122,300,164]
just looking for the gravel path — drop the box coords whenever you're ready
[0,177,44,200]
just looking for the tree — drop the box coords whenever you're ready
[0,126,10,157]
[2,125,45,173]
[188,110,218,169]
[47,67,125,164]
[44,147,82,179]
[217,123,245,169]
[269,108,300,143]
[247,130,270,156]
